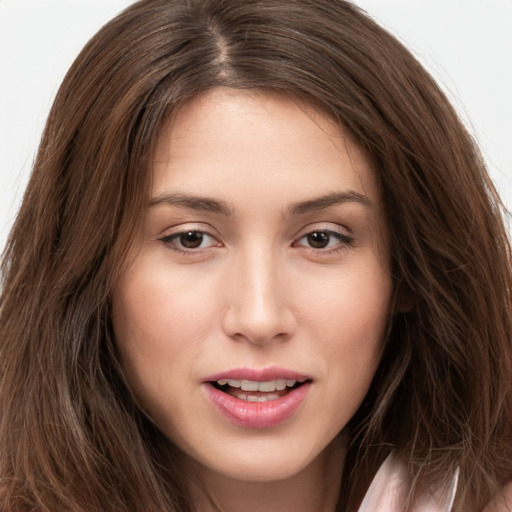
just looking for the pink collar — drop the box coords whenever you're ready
[358,452,460,512]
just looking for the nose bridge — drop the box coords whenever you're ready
[222,241,294,344]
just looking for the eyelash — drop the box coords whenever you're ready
[293,229,355,253]
[158,228,354,254]
[158,230,221,253]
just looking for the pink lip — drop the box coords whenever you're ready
[202,366,312,429]
[203,366,311,382]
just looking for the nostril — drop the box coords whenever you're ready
[222,308,297,346]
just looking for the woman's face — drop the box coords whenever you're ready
[112,89,392,484]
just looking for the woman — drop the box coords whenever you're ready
[1,1,511,511]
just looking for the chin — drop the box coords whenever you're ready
[178,428,340,485]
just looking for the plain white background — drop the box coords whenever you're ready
[1,0,511,251]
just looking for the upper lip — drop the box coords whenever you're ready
[203,366,312,383]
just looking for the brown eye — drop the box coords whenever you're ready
[159,230,220,252]
[306,232,330,249]
[179,231,204,249]
[294,229,354,251]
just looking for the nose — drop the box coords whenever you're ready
[221,246,296,345]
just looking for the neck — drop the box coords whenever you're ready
[186,435,346,512]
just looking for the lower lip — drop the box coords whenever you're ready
[204,382,311,429]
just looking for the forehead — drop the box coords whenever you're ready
[152,88,379,204]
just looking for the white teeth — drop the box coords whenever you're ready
[236,392,281,402]
[258,380,277,392]
[217,379,241,388]
[217,378,306,392]
[241,380,259,391]
[275,379,287,390]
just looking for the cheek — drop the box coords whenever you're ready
[110,258,218,412]
[113,258,215,349]
[298,261,391,396]
[300,261,391,342]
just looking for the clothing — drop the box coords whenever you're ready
[358,452,459,512]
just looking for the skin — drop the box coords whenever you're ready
[111,88,395,512]
[482,483,512,512]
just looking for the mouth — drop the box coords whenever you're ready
[210,377,310,403]
[209,378,310,402]
[203,369,313,428]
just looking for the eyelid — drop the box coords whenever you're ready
[157,224,223,252]
[292,224,355,251]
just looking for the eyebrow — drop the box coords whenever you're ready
[150,193,234,215]
[149,190,372,216]
[288,191,373,215]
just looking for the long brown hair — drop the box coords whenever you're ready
[1,1,511,510]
